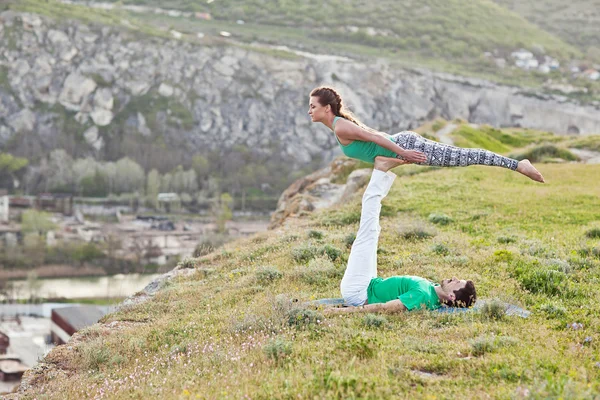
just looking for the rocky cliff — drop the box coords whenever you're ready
[1,10,599,169]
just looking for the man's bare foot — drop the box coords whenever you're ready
[516,159,545,183]
[374,156,411,172]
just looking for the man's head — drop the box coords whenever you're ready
[439,277,477,308]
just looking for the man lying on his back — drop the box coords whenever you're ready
[325,157,477,316]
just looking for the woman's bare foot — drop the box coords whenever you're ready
[516,159,545,183]
[374,156,411,172]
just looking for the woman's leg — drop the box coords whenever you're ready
[391,131,544,182]
[340,168,396,306]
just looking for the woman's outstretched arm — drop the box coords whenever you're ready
[336,120,427,163]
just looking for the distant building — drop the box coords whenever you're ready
[0,196,8,223]
[157,193,181,213]
[0,356,28,382]
[51,306,108,345]
[583,69,600,80]
[0,332,8,355]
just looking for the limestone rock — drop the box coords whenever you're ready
[137,112,151,136]
[90,108,114,126]
[158,83,174,97]
[47,29,69,46]
[58,73,97,110]
[93,88,114,110]
[0,125,14,147]
[6,108,36,133]
[83,126,104,151]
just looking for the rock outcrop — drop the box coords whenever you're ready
[269,158,371,228]
[1,10,599,167]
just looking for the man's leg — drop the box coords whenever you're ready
[340,166,396,306]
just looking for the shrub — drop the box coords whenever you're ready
[471,335,518,357]
[480,299,506,321]
[428,213,453,225]
[296,256,342,286]
[308,230,324,240]
[497,236,517,244]
[585,228,600,239]
[431,243,450,256]
[287,307,322,328]
[178,257,196,269]
[362,314,389,329]
[511,144,578,163]
[518,268,569,296]
[263,337,292,363]
[292,244,319,263]
[399,224,435,240]
[539,302,567,319]
[255,266,283,285]
[339,334,379,359]
[493,249,514,263]
[344,232,356,247]
[292,244,342,263]
[321,244,342,261]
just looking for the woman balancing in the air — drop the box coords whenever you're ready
[308,86,545,182]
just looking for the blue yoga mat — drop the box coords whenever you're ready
[307,298,530,318]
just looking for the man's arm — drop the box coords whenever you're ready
[323,299,407,316]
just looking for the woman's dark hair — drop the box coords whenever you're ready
[447,280,477,308]
[310,86,368,129]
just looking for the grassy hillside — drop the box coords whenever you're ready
[11,0,597,96]
[492,0,600,59]
[15,159,600,398]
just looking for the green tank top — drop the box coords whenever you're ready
[367,276,441,311]
[332,116,398,164]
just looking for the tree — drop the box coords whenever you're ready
[45,149,74,192]
[146,169,161,208]
[72,157,100,195]
[21,210,56,234]
[114,157,145,194]
[215,193,233,233]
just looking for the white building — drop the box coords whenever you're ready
[0,196,8,223]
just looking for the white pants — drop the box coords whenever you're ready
[340,169,396,306]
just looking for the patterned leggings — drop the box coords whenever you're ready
[392,131,519,171]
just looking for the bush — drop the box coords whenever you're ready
[470,335,518,357]
[178,257,196,269]
[428,213,453,225]
[255,266,283,285]
[497,236,517,244]
[480,299,506,321]
[518,268,569,296]
[308,230,324,240]
[511,144,578,163]
[493,250,514,263]
[431,243,450,256]
[539,302,567,319]
[287,307,322,328]
[338,334,379,359]
[585,228,600,239]
[263,337,292,363]
[292,244,319,263]
[296,256,342,287]
[362,314,389,329]
[399,225,435,240]
[292,243,342,263]
[344,233,356,247]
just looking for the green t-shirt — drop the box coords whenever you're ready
[367,276,441,311]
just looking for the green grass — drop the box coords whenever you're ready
[20,162,600,399]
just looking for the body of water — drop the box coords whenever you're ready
[7,273,162,300]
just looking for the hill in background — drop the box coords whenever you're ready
[11,0,599,95]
